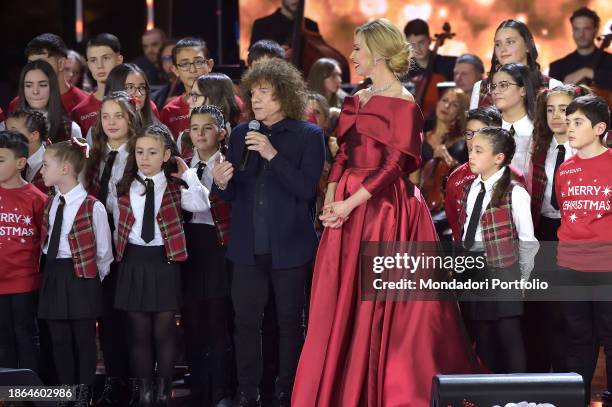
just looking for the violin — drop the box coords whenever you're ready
[409,23,455,117]
[290,0,351,83]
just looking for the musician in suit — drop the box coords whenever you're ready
[403,19,457,82]
[549,7,612,91]
[250,0,319,58]
[212,58,325,407]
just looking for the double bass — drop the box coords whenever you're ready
[290,0,351,83]
[408,23,455,117]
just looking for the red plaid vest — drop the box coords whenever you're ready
[182,149,232,246]
[458,179,520,268]
[529,149,548,228]
[115,180,188,262]
[41,195,99,278]
[478,74,552,108]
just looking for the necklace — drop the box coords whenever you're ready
[368,79,398,94]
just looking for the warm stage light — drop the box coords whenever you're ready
[146,0,154,30]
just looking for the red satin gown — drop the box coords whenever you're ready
[292,95,479,407]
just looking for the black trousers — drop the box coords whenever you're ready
[524,215,567,373]
[563,298,612,400]
[232,255,308,398]
[0,290,39,373]
[47,319,97,385]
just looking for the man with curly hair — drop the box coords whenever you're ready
[212,58,325,407]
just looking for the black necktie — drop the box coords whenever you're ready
[509,125,516,137]
[141,178,155,243]
[464,182,486,250]
[98,150,118,207]
[47,196,66,260]
[551,144,566,210]
[196,161,206,180]
[21,163,29,180]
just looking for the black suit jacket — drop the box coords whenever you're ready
[212,118,325,269]
[250,8,319,47]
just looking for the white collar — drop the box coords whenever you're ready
[27,144,45,166]
[474,166,506,192]
[58,183,86,205]
[502,114,533,136]
[137,170,167,186]
[190,149,221,168]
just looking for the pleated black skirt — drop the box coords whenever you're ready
[181,223,229,302]
[38,258,103,320]
[114,244,182,312]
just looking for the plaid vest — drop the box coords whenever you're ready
[458,179,520,268]
[478,74,551,107]
[182,149,232,246]
[529,150,548,228]
[115,180,188,262]
[41,195,99,278]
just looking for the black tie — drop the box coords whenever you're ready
[197,161,206,180]
[509,125,516,137]
[141,178,155,243]
[551,144,566,210]
[47,196,66,260]
[98,150,118,207]
[464,182,486,250]
[21,163,29,180]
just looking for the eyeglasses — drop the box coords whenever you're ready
[161,55,173,62]
[487,81,518,94]
[189,92,206,102]
[125,84,148,95]
[463,130,476,140]
[176,59,209,71]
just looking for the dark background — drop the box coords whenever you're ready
[0,0,241,111]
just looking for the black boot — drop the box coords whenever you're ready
[232,392,260,407]
[95,377,122,406]
[154,377,172,407]
[74,384,92,407]
[128,379,140,407]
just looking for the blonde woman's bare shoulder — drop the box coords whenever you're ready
[396,87,415,102]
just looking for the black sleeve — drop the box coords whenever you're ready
[593,53,612,91]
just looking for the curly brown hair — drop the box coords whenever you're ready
[240,58,306,121]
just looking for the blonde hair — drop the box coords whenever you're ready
[355,19,411,75]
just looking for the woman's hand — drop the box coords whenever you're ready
[320,199,352,228]
[432,144,454,166]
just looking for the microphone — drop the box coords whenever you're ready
[239,120,261,171]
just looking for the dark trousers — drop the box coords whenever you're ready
[232,255,308,398]
[98,267,129,379]
[47,319,97,385]
[563,299,612,400]
[524,216,567,372]
[0,290,39,373]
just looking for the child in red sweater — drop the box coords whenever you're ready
[0,130,47,373]
[554,94,612,402]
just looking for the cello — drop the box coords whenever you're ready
[289,0,351,83]
[410,22,455,117]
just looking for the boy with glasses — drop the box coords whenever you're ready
[160,37,214,140]
[70,34,124,136]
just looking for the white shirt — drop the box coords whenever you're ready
[462,167,539,277]
[502,115,533,179]
[112,168,210,246]
[70,121,82,138]
[98,143,129,213]
[43,183,113,281]
[540,138,575,219]
[188,149,220,225]
[469,77,564,110]
[26,144,45,182]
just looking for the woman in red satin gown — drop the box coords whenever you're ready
[292,19,479,407]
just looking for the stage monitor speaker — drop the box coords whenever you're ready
[431,373,584,407]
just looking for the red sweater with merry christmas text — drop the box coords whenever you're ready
[0,183,47,294]
[555,148,612,271]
